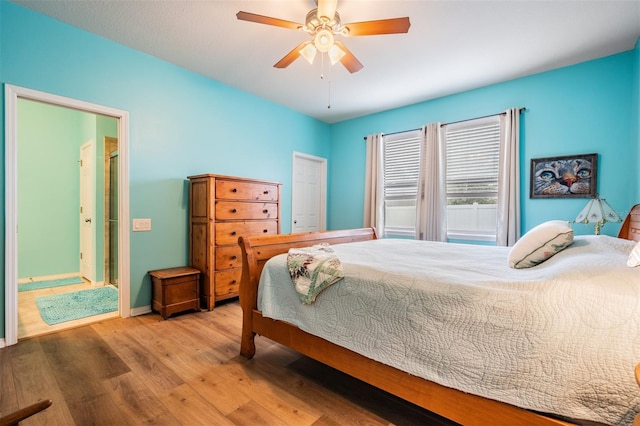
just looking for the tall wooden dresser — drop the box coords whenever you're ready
[188,174,281,310]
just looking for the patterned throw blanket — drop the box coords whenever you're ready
[287,243,344,304]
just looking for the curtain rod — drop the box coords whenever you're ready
[362,107,527,140]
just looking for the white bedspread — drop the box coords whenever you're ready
[257,235,640,425]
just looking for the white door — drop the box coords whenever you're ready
[292,152,327,233]
[80,141,95,283]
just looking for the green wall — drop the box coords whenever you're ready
[17,99,117,283]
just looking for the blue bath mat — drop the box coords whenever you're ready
[19,276,84,292]
[35,287,118,325]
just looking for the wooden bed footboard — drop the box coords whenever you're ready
[238,228,377,358]
[238,228,574,426]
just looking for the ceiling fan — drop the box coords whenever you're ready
[236,0,410,73]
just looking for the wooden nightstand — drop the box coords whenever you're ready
[149,266,201,319]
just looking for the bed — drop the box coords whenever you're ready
[239,205,640,426]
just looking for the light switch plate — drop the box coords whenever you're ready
[133,218,151,231]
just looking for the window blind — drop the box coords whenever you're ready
[383,132,421,199]
[446,119,500,198]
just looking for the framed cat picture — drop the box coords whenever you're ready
[530,153,597,198]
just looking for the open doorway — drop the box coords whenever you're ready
[5,84,131,346]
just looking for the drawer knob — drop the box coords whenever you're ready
[263,190,269,195]
[231,231,237,236]
[231,279,237,284]
[263,209,268,214]
[231,208,237,213]
[263,229,268,233]
[231,255,237,260]
[232,188,237,193]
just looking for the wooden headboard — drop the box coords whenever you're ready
[617,204,640,242]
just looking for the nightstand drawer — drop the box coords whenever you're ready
[164,279,198,303]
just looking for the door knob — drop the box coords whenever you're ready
[85,218,92,223]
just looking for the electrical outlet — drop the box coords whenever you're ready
[133,218,151,231]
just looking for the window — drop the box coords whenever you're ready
[373,114,504,242]
[382,130,421,237]
[445,116,501,242]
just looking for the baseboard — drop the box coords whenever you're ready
[18,272,82,284]
[0,338,5,348]
[130,305,151,317]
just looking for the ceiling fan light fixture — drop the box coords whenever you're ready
[314,28,334,52]
[327,44,345,65]
[237,1,410,74]
[299,41,317,64]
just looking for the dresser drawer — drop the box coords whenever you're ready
[215,201,278,220]
[215,268,241,298]
[216,180,278,201]
[215,245,242,270]
[215,221,278,245]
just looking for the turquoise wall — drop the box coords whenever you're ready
[0,1,331,337]
[329,50,639,236]
[1,1,638,340]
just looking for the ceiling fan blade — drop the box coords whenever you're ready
[236,11,302,30]
[344,17,410,36]
[274,41,308,69]
[317,0,338,21]
[334,41,363,73]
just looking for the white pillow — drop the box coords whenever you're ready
[509,220,574,269]
[628,240,640,267]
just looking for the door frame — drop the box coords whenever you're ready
[4,84,131,346]
[79,140,96,283]
[291,151,327,232]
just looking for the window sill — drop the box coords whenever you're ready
[447,231,496,243]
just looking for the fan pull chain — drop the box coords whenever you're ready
[321,53,331,109]
[318,53,331,109]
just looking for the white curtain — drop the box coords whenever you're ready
[415,123,447,241]
[363,133,384,235]
[496,108,521,246]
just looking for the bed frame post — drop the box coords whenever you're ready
[238,236,257,358]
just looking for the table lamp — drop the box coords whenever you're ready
[574,196,622,235]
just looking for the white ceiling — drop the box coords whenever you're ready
[11,0,640,123]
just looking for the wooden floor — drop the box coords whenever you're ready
[1,301,457,425]
[18,281,119,339]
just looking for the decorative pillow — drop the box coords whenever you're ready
[508,220,574,269]
[628,240,640,267]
